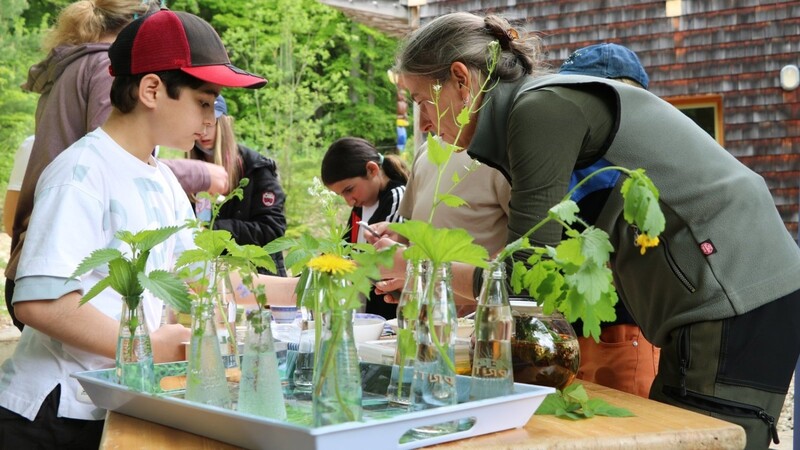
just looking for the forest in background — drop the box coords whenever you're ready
[0,0,405,237]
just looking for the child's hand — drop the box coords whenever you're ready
[151,324,191,363]
[204,162,230,196]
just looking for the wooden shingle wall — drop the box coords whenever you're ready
[418,0,800,235]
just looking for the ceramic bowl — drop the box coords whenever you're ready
[270,305,298,324]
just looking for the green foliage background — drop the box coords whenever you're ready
[0,0,403,240]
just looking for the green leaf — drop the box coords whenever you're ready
[390,220,489,268]
[536,383,634,419]
[426,134,449,167]
[549,200,579,224]
[126,225,184,252]
[456,105,471,127]
[194,229,233,256]
[79,277,112,305]
[535,393,569,415]
[139,270,192,314]
[437,193,468,208]
[586,398,635,417]
[621,169,665,237]
[397,328,416,359]
[579,227,613,265]
[70,248,123,278]
[174,248,212,269]
[107,259,141,297]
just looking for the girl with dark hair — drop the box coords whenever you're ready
[321,137,408,319]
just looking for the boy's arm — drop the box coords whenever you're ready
[14,291,118,359]
[14,291,190,363]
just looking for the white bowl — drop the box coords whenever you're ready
[270,306,298,323]
[306,316,387,344]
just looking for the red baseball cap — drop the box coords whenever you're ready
[109,9,267,89]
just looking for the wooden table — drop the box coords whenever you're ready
[100,381,745,449]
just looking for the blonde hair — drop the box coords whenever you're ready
[191,115,242,191]
[43,0,160,51]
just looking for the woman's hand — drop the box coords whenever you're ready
[364,221,407,245]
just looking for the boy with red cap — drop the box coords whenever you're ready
[0,10,266,447]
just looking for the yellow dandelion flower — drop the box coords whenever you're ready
[635,233,660,255]
[307,254,356,275]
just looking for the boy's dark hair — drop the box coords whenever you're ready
[110,70,206,113]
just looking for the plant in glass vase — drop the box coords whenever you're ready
[175,179,279,409]
[70,226,192,393]
[265,177,397,425]
[388,40,665,406]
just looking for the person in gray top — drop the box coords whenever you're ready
[385,12,800,449]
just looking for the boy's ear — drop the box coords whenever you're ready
[138,74,162,110]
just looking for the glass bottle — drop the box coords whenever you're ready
[293,269,319,392]
[387,259,427,406]
[510,300,580,390]
[237,308,287,420]
[410,262,458,435]
[215,268,238,370]
[469,261,514,400]
[116,297,155,393]
[185,302,232,408]
[312,308,363,426]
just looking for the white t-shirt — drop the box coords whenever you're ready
[7,135,34,191]
[0,128,196,421]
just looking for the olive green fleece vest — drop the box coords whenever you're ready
[469,75,800,346]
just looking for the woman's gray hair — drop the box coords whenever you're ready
[396,12,546,82]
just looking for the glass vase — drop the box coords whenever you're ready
[293,269,320,392]
[410,262,458,435]
[237,309,287,420]
[470,261,514,400]
[510,299,580,390]
[387,259,427,406]
[312,308,363,426]
[185,302,232,408]
[116,297,155,393]
[215,268,239,370]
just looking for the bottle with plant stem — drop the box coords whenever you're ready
[293,269,319,392]
[237,308,286,419]
[469,260,514,400]
[410,262,458,435]
[116,296,155,392]
[215,266,238,370]
[185,301,232,408]
[386,259,427,406]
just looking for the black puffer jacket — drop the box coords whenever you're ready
[214,145,287,276]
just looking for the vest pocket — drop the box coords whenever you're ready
[662,385,779,446]
[660,236,696,293]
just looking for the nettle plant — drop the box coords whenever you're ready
[176,180,278,332]
[71,226,193,330]
[389,40,666,368]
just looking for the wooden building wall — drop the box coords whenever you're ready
[417,0,800,235]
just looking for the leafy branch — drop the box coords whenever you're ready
[535,383,635,419]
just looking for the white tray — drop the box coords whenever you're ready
[73,362,553,450]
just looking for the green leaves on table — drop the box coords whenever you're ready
[535,383,635,420]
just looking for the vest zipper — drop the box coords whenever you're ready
[663,385,780,445]
[660,236,697,293]
[678,326,690,396]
